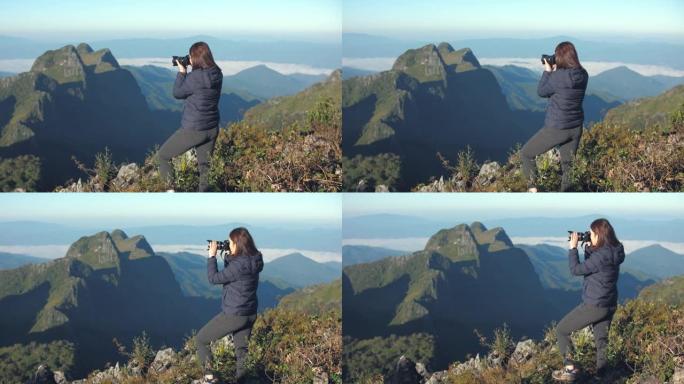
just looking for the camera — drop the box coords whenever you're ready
[567,231,590,243]
[172,55,190,67]
[541,54,556,66]
[207,240,231,254]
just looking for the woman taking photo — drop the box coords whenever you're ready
[159,41,222,192]
[553,218,625,382]
[521,41,588,192]
[198,227,263,384]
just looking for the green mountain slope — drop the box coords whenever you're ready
[223,64,326,99]
[342,43,540,189]
[639,274,684,305]
[588,66,684,101]
[242,69,341,131]
[0,44,176,190]
[278,278,341,315]
[0,230,219,378]
[603,84,684,131]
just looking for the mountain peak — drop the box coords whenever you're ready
[392,43,447,83]
[76,43,94,55]
[440,47,481,72]
[437,42,455,53]
[424,224,479,263]
[30,44,87,84]
[65,231,120,270]
[111,229,128,240]
[271,252,314,264]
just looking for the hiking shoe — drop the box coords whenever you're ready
[552,367,578,382]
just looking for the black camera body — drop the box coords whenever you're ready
[541,54,556,66]
[172,55,190,67]
[567,231,591,243]
[207,240,231,254]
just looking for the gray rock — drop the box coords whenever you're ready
[511,339,536,365]
[112,163,139,189]
[25,365,56,384]
[151,347,176,373]
[477,161,500,185]
[313,367,329,384]
[375,184,390,192]
[53,371,68,384]
[673,366,684,384]
[387,355,422,384]
[415,362,429,379]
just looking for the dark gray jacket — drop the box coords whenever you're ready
[537,67,588,129]
[173,66,222,131]
[568,243,625,307]
[207,252,264,316]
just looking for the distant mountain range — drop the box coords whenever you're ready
[0,221,342,252]
[0,252,50,269]
[342,214,684,243]
[342,33,684,70]
[0,35,341,68]
[342,245,406,266]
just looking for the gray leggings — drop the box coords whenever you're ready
[521,125,582,191]
[196,312,257,379]
[556,303,615,371]
[158,127,218,192]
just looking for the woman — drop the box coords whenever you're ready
[198,227,263,384]
[553,218,625,382]
[159,41,222,192]
[521,41,588,192]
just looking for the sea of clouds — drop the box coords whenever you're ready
[0,58,333,76]
[342,57,684,77]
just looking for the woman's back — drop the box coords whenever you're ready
[537,66,588,129]
[173,65,223,131]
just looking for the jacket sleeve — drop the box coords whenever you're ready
[568,247,600,276]
[207,256,238,285]
[173,72,195,99]
[537,71,555,98]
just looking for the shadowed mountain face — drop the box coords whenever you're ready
[0,230,219,378]
[343,222,557,370]
[0,44,176,190]
[343,43,540,188]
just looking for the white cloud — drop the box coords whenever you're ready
[0,243,341,263]
[342,57,394,72]
[0,58,334,76]
[478,57,684,77]
[341,56,684,78]
[0,245,68,259]
[511,236,684,255]
[343,237,428,252]
[150,244,340,263]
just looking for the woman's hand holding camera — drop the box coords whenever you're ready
[568,232,579,249]
[208,240,218,258]
[543,58,557,72]
[176,59,187,74]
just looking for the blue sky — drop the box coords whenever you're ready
[0,0,341,41]
[343,193,684,220]
[0,193,341,228]
[344,0,684,41]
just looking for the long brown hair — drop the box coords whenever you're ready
[229,227,259,257]
[555,41,582,69]
[590,218,620,249]
[189,41,219,70]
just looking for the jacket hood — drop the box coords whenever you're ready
[567,67,588,87]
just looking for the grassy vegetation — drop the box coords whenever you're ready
[413,103,684,192]
[0,341,75,383]
[343,333,436,383]
[0,155,41,191]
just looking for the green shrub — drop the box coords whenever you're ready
[0,155,41,191]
